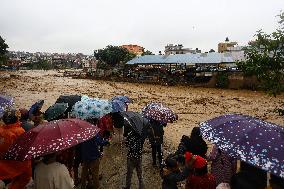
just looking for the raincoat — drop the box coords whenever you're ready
[0,121,32,189]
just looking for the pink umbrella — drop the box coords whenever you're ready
[5,119,100,161]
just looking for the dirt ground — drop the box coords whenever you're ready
[1,70,284,188]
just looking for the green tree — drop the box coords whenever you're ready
[141,50,154,56]
[237,12,284,96]
[0,36,9,66]
[27,60,53,70]
[94,45,136,66]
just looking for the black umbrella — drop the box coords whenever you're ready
[55,95,81,113]
[44,103,69,121]
[120,111,150,136]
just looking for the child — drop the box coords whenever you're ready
[161,153,195,189]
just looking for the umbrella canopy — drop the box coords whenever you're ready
[72,96,112,120]
[142,102,178,124]
[112,95,132,103]
[111,100,127,112]
[200,113,284,178]
[120,111,149,136]
[44,103,69,121]
[5,118,100,161]
[29,100,44,116]
[0,94,13,118]
[55,95,81,113]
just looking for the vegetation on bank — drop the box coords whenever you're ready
[238,12,284,96]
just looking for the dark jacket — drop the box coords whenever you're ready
[162,167,190,189]
[126,130,145,159]
[186,137,208,158]
[148,120,164,145]
[80,134,108,162]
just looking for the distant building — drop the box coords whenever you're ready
[121,44,144,55]
[218,38,238,53]
[164,44,201,55]
[82,58,97,72]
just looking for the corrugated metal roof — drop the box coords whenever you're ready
[127,52,244,65]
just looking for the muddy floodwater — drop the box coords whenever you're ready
[1,70,284,188]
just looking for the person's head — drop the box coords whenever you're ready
[181,135,190,144]
[42,153,57,164]
[192,156,208,176]
[86,118,99,125]
[3,109,19,125]
[102,130,111,139]
[190,127,201,139]
[270,174,284,189]
[231,171,264,189]
[165,155,178,171]
[19,108,29,121]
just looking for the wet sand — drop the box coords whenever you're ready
[1,70,284,188]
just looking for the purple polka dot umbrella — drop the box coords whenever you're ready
[200,113,284,178]
[142,102,178,124]
[4,118,100,161]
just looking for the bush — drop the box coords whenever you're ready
[216,72,229,88]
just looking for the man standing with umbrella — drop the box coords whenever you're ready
[121,111,151,189]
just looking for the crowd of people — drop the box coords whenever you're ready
[0,96,284,189]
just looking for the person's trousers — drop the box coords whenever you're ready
[151,144,163,165]
[125,157,144,189]
[81,159,100,189]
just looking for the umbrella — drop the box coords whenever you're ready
[120,111,149,136]
[142,102,178,124]
[4,118,100,161]
[44,103,69,121]
[111,100,127,112]
[112,95,132,103]
[72,96,112,120]
[29,100,44,116]
[55,95,81,113]
[0,94,13,118]
[200,113,284,178]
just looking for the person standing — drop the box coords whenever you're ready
[34,153,74,189]
[124,129,146,189]
[80,133,109,189]
[185,156,216,189]
[207,144,237,186]
[0,109,32,189]
[19,108,34,131]
[187,127,208,158]
[148,119,165,167]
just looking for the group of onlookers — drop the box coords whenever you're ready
[1,101,284,189]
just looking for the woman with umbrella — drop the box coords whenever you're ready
[142,102,178,168]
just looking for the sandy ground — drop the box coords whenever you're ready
[1,70,284,188]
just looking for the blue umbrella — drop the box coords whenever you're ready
[72,96,112,120]
[111,100,127,112]
[200,113,284,178]
[112,95,132,103]
[29,100,44,116]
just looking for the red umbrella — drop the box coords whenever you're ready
[4,118,100,161]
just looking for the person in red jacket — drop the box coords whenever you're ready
[0,109,32,189]
[185,155,216,189]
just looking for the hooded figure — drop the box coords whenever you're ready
[186,127,208,158]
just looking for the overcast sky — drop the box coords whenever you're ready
[0,0,283,55]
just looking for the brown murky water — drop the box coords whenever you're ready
[1,70,283,188]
